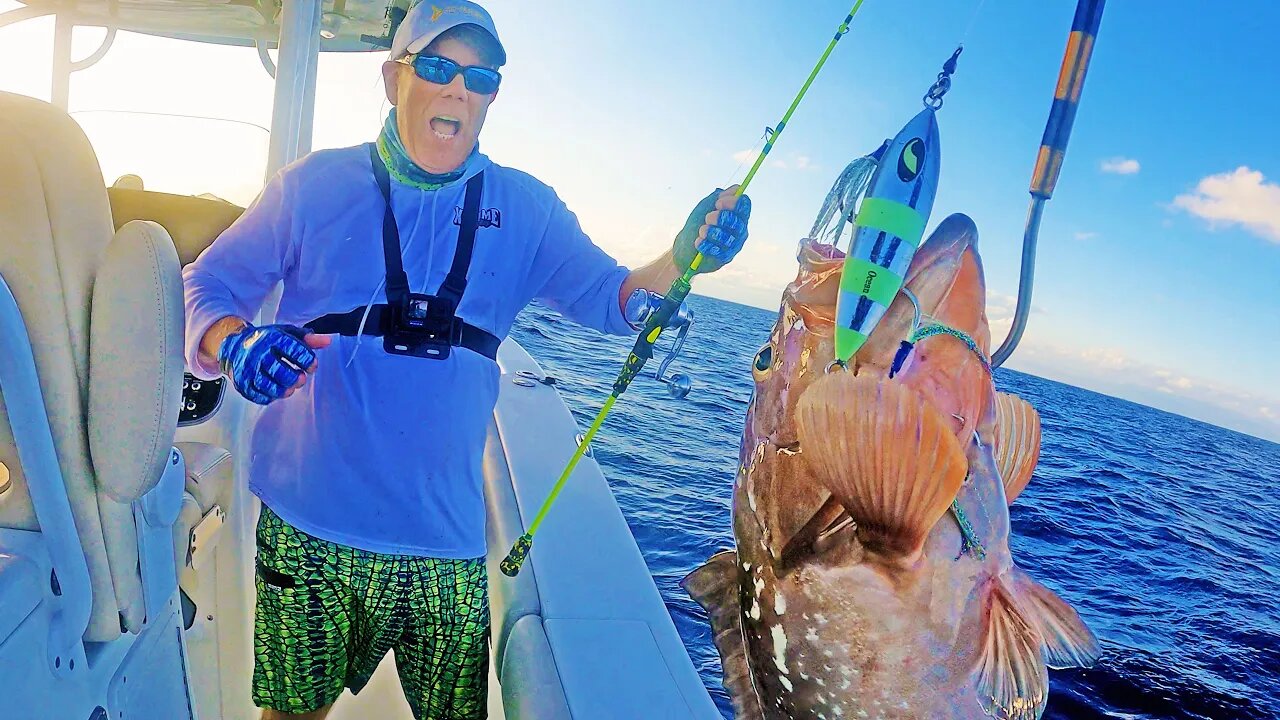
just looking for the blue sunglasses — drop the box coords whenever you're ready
[400,55,502,95]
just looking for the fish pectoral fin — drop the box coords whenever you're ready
[795,372,966,564]
[974,579,1050,720]
[683,550,738,611]
[682,551,765,720]
[994,392,1041,505]
[1008,565,1102,669]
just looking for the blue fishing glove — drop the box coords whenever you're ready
[217,323,316,406]
[672,188,752,274]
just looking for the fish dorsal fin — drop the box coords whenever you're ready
[795,372,966,565]
[682,551,765,719]
[1008,566,1102,669]
[994,392,1041,504]
[975,579,1050,720]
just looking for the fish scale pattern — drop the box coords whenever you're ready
[252,506,490,719]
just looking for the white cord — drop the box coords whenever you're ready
[960,0,988,44]
[345,188,437,367]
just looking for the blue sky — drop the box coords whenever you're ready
[1,0,1277,441]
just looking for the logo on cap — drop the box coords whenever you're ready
[428,4,489,23]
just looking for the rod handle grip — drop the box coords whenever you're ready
[500,533,533,577]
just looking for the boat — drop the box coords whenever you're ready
[0,1,722,717]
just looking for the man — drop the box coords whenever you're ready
[182,2,751,718]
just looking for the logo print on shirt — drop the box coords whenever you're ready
[453,206,501,229]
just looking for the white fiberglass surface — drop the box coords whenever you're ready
[320,633,505,719]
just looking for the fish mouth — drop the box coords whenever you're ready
[778,239,845,329]
[429,115,462,140]
[798,238,846,263]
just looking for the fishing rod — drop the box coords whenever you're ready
[501,0,869,577]
[991,0,1105,367]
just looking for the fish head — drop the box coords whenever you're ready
[737,238,845,566]
[745,239,844,453]
[740,214,993,564]
[856,212,995,447]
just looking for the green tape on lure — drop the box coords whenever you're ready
[834,106,941,361]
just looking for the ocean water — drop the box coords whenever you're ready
[509,294,1279,720]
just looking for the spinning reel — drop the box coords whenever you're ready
[623,288,695,399]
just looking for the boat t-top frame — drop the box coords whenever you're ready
[0,0,411,178]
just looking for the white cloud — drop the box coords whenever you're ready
[1101,157,1141,175]
[983,293,1059,377]
[1172,166,1280,243]
[1074,231,1098,241]
[1006,341,1280,443]
[986,292,1017,341]
[1076,347,1136,371]
[987,292,1016,319]
[986,292,1046,342]
[696,239,799,310]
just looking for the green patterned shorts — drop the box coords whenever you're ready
[252,505,490,719]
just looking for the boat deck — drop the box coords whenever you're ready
[326,652,505,719]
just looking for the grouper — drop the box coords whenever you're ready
[683,215,1100,719]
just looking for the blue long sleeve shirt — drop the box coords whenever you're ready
[183,145,633,558]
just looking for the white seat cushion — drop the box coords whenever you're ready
[0,90,185,639]
[1,90,121,640]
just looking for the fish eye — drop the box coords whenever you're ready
[753,343,773,374]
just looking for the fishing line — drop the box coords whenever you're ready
[725,129,769,189]
[500,0,871,577]
[959,0,989,45]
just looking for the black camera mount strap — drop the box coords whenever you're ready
[304,143,500,361]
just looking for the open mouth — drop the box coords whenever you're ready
[800,238,847,261]
[429,115,461,140]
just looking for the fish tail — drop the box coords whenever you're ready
[795,372,966,565]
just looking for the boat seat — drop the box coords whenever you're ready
[97,147,246,642]
[0,90,185,642]
[101,160,248,588]
[107,186,244,266]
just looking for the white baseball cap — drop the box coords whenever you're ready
[389,1,507,66]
